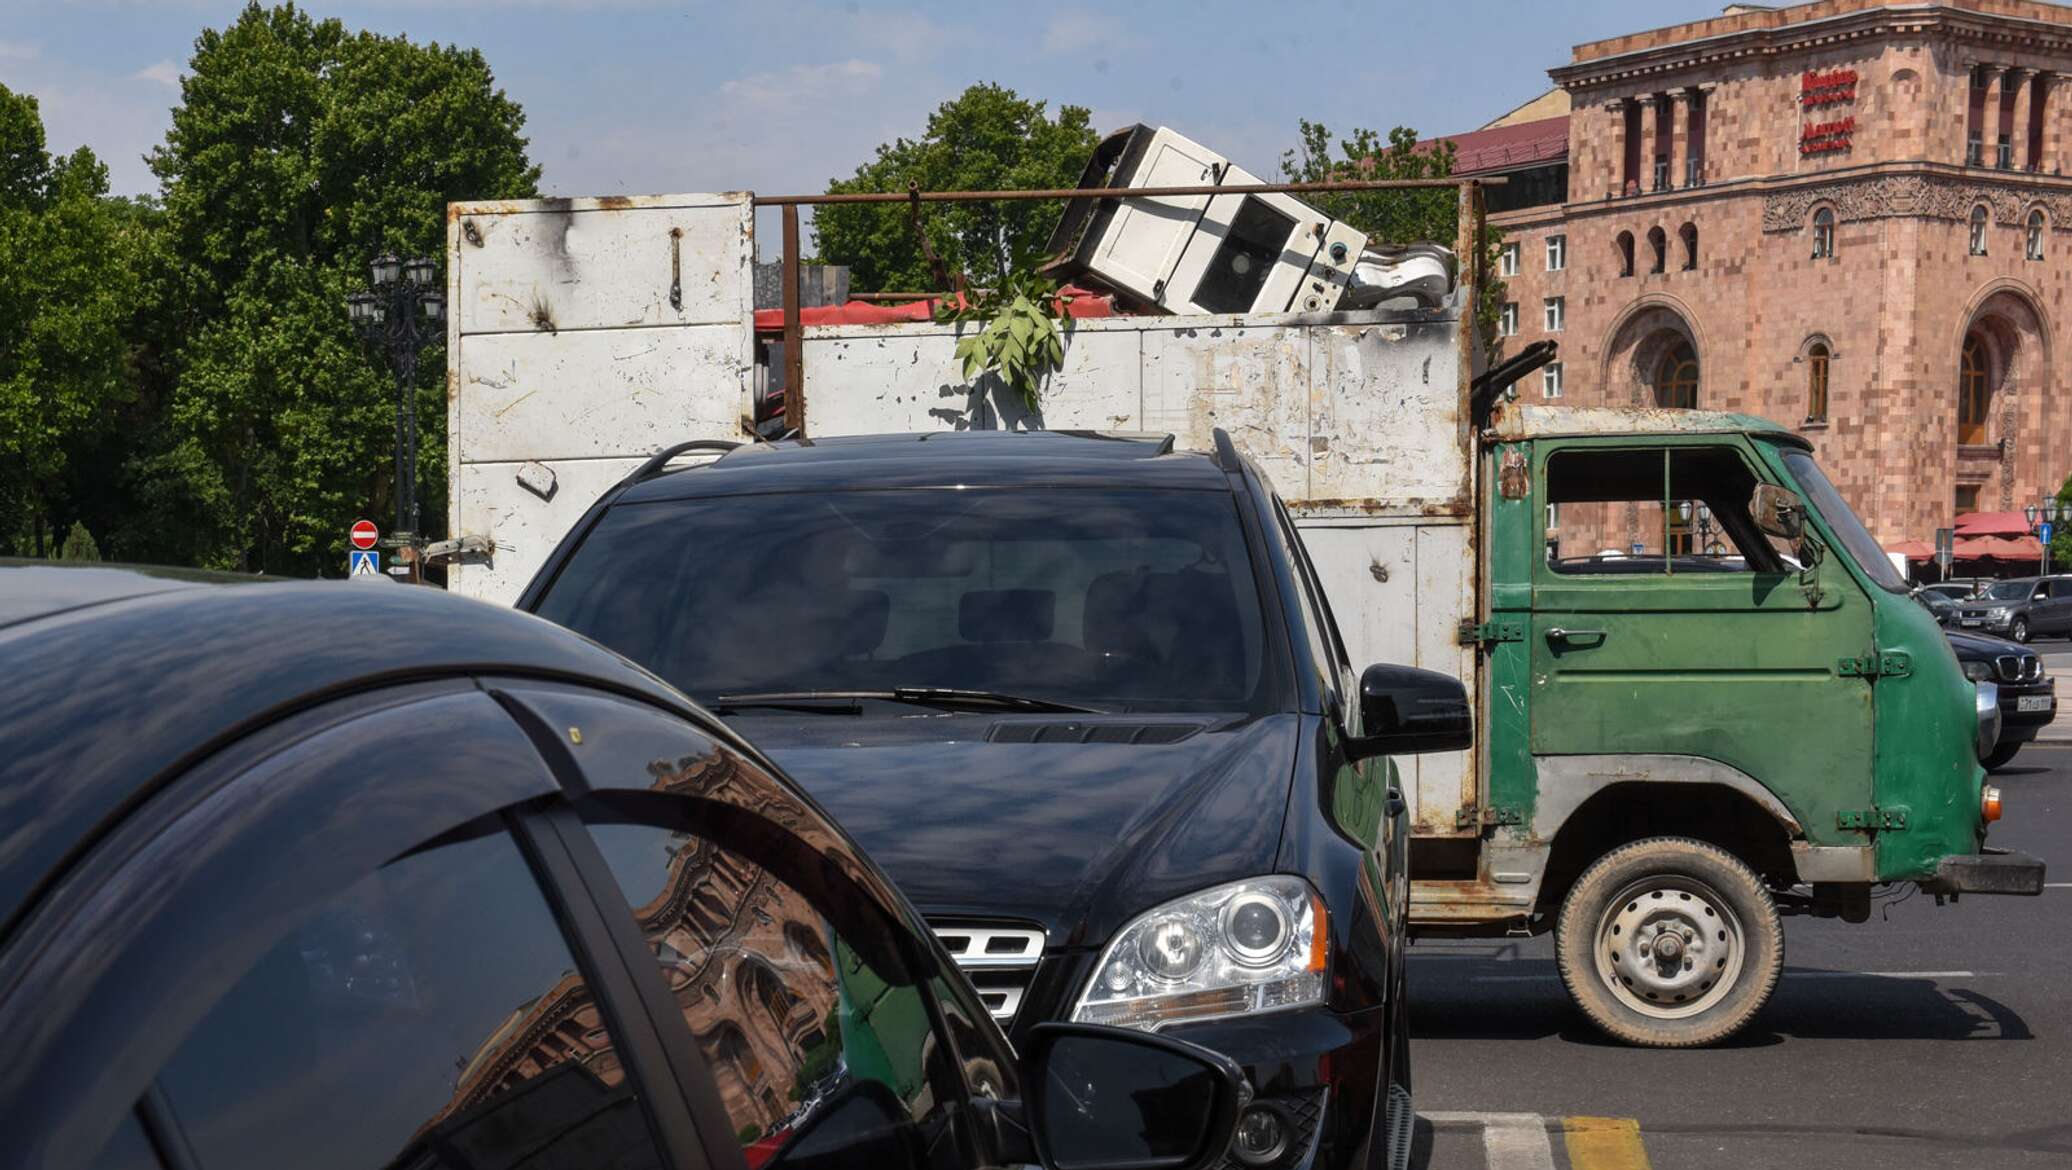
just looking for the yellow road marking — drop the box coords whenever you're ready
[1563,1116,1652,1170]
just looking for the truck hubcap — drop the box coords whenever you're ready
[1593,878,1745,1020]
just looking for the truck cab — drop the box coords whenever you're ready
[1436,403,2042,1045]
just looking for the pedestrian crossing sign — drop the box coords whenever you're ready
[349,549,380,577]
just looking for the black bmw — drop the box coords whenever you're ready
[1946,627,2056,769]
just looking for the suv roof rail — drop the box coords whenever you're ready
[628,439,742,485]
[1210,427,1240,472]
[1052,429,1176,455]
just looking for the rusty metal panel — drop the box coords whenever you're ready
[450,194,752,335]
[801,323,1145,434]
[447,193,753,601]
[1308,319,1472,514]
[454,327,747,464]
[1141,323,1310,494]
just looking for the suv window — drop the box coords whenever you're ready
[2052,579,2072,598]
[152,826,666,1170]
[536,488,1268,712]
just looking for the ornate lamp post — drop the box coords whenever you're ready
[347,253,445,570]
[2022,498,2066,576]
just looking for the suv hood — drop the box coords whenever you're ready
[1945,629,2025,657]
[731,710,1301,948]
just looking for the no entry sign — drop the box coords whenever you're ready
[350,519,379,550]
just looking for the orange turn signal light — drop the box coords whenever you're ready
[1982,785,2003,823]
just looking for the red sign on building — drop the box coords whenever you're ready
[1800,68,1859,107]
[1801,115,1857,155]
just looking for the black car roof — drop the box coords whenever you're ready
[617,431,1233,504]
[0,562,683,936]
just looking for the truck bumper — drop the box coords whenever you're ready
[1922,848,2046,895]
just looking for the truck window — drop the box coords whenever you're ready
[1542,446,1787,575]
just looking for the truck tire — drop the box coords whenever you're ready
[1554,836,1783,1047]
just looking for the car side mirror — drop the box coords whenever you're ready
[1347,663,1472,761]
[1751,483,1804,540]
[1023,1023,1245,1170]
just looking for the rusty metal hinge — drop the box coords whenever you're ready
[1837,806,1909,831]
[1837,651,1911,679]
[1456,804,1525,829]
[1458,619,1525,648]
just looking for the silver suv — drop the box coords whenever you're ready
[1954,575,2072,642]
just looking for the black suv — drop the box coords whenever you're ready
[1945,628,2056,768]
[1,562,1252,1170]
[524,430,1472,1170]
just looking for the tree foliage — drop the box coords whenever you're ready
[1280,121,1507,357]
[815,84,1100,293]
[0,84,141,557]
[122,2,538,573]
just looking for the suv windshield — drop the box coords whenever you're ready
[1986,580,2035,601]
[535,488,1268,712]
[1777,449,1908,593]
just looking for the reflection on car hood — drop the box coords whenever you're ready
[1945,629,2028,658]
[734,710,1300,948]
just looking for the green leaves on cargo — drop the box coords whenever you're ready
[937,272,1071,413]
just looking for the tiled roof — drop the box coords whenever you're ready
[1423,115,1570,176]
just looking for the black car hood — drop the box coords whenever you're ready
[733,710,1301,948]
[1945,629,2025,658]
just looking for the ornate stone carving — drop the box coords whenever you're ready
[1761,173,2072,232]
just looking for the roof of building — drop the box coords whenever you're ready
[619,430,1233,503]
[1480,88,1573,130]
[1424,114,1570,177]
[0,564,682,937]
[1563,0,2072,75]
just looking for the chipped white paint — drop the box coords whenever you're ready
[445,193,754,602]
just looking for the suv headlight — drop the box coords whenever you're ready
[1071,876,1326,1031]
[1963,660,1994,682]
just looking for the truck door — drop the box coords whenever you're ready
[1527,441,1875,834]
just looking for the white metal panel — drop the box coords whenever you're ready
[1091,128,1220,303]
[1294,221,1368,313]
[1165,188,1323,316]
[801,325,1145,435]
[455,326,748,464]
[450,195,753,334]
[1308,317,1470,508]
[1141,324,1311,495]
[446,457,648,606]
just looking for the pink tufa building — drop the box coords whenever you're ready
[1445,0,2072,548]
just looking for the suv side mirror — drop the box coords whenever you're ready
[1023,1023,1245,1170]
[1750,483,1804,540]
[1348,663,1472,761]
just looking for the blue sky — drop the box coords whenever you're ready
[3,0,1728,242]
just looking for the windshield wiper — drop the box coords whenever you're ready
[710,688,1107,715]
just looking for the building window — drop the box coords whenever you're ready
[1806,343,1830,422]
[1500,301,1519,336]
[1959,334,1990,445]
[1970,205,1990,256]
[1956,484,1982,515]
[1653,154,1671,192]
[1546,234,1567,271]
[1544,296,1564,332]
[1997,135,2013,170]
[1686,89,1707,185]
[1542,362,1563,399]
[1811,207,1836,259]
[1968,132,1985,167]
[1679,222,1698,270]
[1616,231,1636,276]
[1646,226,1667,274]
[2027,209,2046,260]
[1653,341,1699,408]
[1499,242,1519,277]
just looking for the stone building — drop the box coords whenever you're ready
[1450,0,2072,547]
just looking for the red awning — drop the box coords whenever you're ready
[1887,540,1934,561]
[752,286,1115,333]
[1953,535,2042,560]
[1953,510,2032,537]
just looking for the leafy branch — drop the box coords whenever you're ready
[935,272,1072,412]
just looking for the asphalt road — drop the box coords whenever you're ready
[1404,743,2072,1170]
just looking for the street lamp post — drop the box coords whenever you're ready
[2022,498,2066,576]
[347,253,445,574]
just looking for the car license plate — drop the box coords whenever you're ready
[1961,619,1982,627]
[2018,695,2052,713]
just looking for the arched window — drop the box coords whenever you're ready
[1811,207,1836,259]
[1970,205,1990,256]
[1679,222,1698,270]
[1653,340,1699,408]
[1959,334,1990,444]
[2026,208,2046,260]
[1616,230,1636,277]
[1647,226,1668,273]
[1806,343,1830,422]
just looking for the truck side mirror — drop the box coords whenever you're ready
[1022,1023,1245,1170]
[1751,483,1804,540]
[1348,663,1472,761]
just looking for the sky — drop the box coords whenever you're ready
[1,0,1732,249]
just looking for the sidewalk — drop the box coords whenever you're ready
[2033,647,2072,742]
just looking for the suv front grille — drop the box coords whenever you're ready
[929,923,1045,1024]
[1997,653,2043,683]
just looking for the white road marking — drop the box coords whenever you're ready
[1421,1113,1557,1170]
[2044,882,2072,888]
[1793,970,1981,979]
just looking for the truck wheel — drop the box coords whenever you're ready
[1983,741,2023,770]
[1554,837,1783,1048]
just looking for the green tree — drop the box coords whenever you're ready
[129,2,537,574]
[53,520,100,561]
[815,84,1099,293]
[0,84,141,557]
[1280,121,1507,356]
[2050,474,2072,570]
